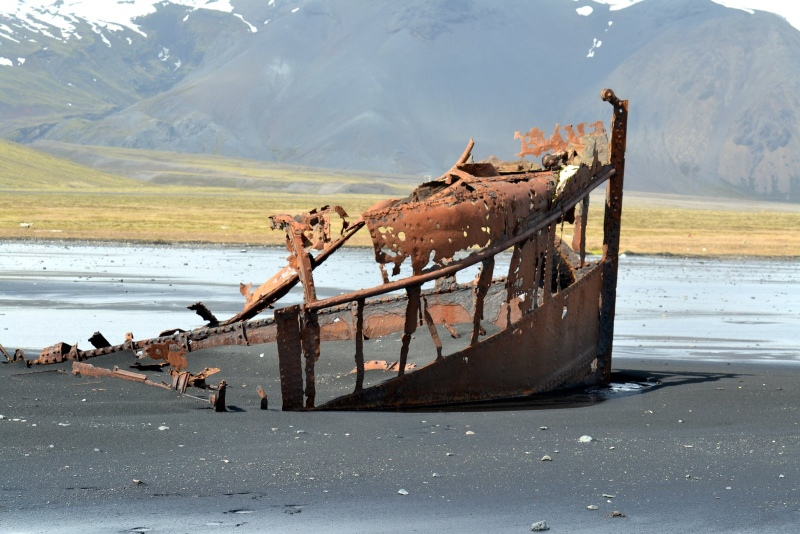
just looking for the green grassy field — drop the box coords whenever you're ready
[2,139,800,256]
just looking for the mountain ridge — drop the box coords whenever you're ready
[2,0,800,200]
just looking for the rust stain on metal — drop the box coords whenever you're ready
[29,89,628,412]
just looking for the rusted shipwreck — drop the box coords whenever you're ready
[27,89,628,410]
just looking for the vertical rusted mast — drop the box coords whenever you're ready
[597,88,628,383]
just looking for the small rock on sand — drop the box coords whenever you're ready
[531,520,550,531]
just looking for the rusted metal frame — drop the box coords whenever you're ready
[597,89,628,384]
[170,367,220,392]
[444,323,460,338]
[43,317,275,365]
[301,311,321,409]
[353,299,365,391]
[306,167,615,314]
[72,361,172,390]
[290,231,318,304]
[421,296,443,360]
[470,258,494,346]
[275,305,305,410]
[572,194,590,266]
[504,241,523,329]
[542,223,557,302]
[518,234,539,314]
[505,234,539,327]
[316,265,606,410]
[456,139,475,165]
[531,230,544,309]
[398,285,422,377]
[222,219,365,325]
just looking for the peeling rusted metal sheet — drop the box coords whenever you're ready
[363,169,554,275]
[515,120,609,165]
[31,89,627,413]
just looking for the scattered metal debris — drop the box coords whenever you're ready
[72,362,171,390]
[209,380,227,412]
[0,343,25,364]
[29,89,628,412]
[169,367,220,393]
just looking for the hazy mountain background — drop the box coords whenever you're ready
[1,0,799,201]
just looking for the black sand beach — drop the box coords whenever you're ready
[1,351,798,533]
[1,244,798,532]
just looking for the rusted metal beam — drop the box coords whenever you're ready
[597,88,628,383]
[542,223,556,303]
[292,231,318,304]
[353,299,365,391]
[275,306,304,411]
[471,258,494,346]
[72,362,171,390]
[421,296,444,360]
[210,380,227,412]
[301,311,320,408]
[398,286,421,378]
[572,195,589,266]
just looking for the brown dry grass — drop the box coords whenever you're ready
[0,190,384,247]
[3,189,800,256]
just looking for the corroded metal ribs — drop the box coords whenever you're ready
[30,89,628,411]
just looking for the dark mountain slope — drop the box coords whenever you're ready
[2,0,800,200]
[593,3,800,198]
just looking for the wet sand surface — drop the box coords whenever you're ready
[1,243,799,532]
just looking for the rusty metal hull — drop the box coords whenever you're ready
[320,265,603,410]
[31,89,628,412]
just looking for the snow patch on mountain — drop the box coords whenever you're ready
[0,1,237,40]
[583,0,800,32]
[234,13,257,33]
[712,1,800,31]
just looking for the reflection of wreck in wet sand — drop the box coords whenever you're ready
[28,89,628,411]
